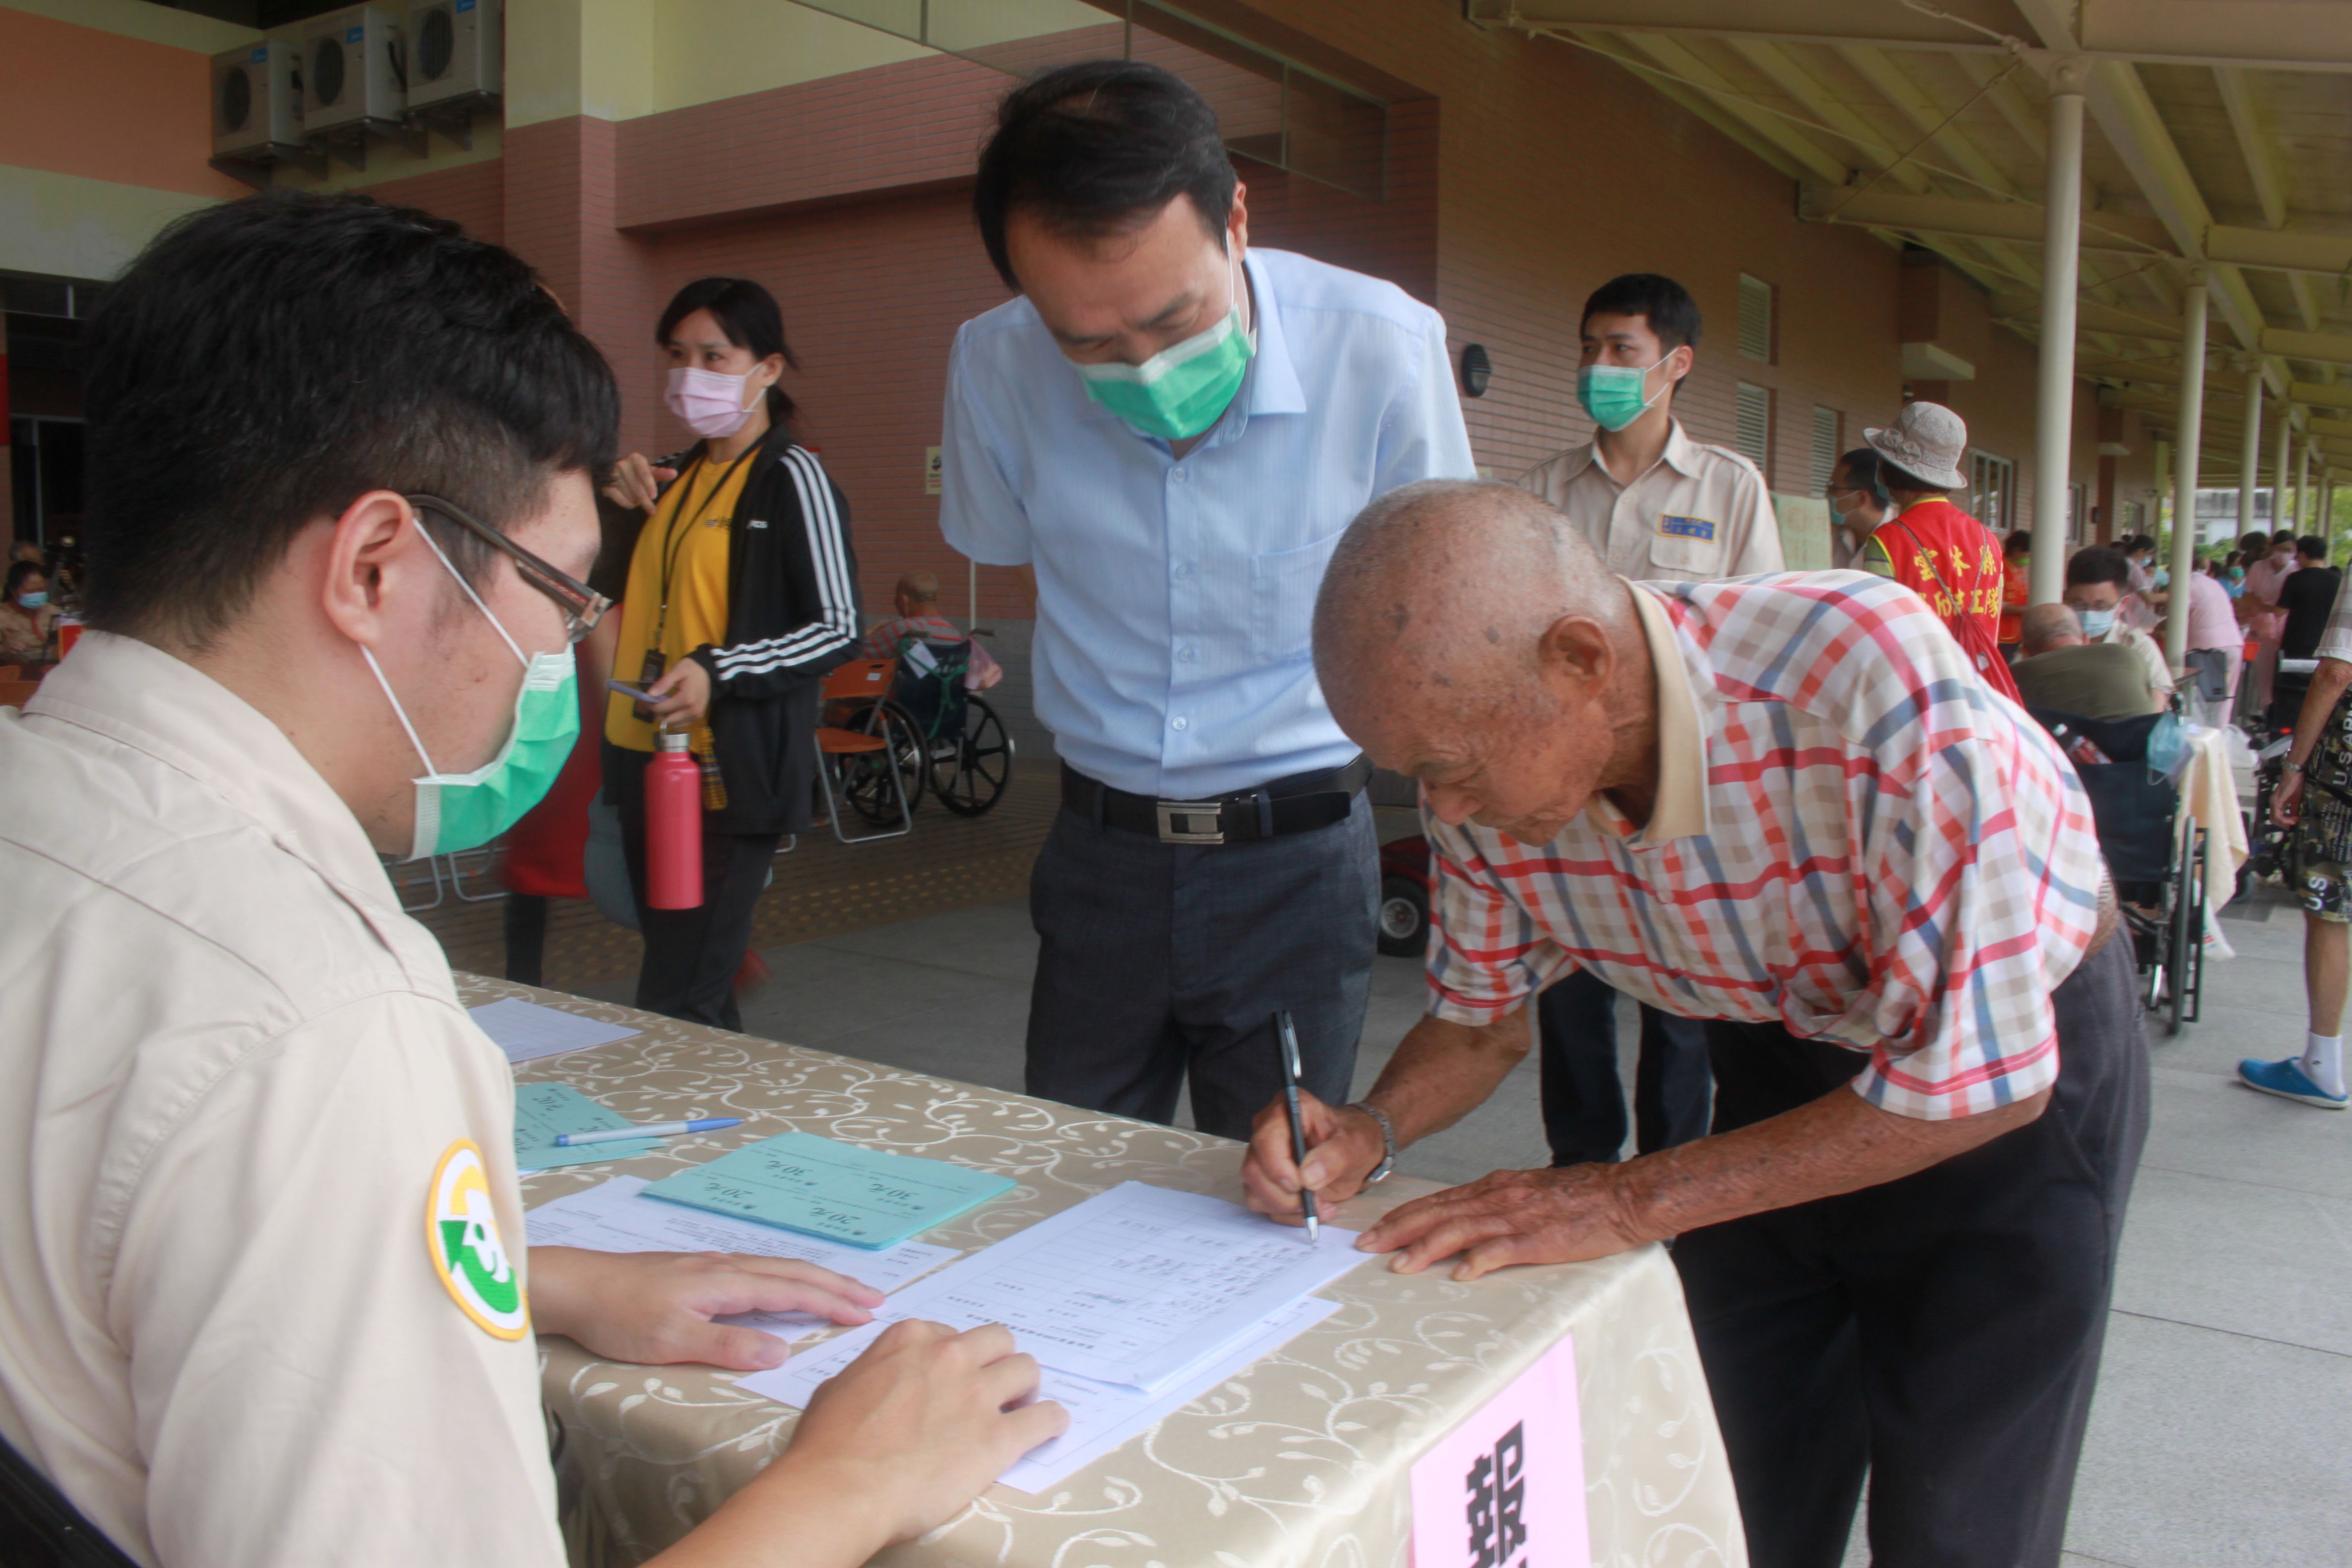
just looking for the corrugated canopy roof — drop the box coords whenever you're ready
[1468,0,2352,476]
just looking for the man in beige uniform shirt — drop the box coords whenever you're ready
[1514,273,1784,1175]
[0,193,1058,1568]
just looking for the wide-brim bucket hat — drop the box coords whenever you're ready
[1863,400,1969,492]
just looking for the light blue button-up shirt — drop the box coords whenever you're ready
[939,247,1477,799]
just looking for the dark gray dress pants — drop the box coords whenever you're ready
[1673,934,2149,1568]
[1025,793,1378,1139]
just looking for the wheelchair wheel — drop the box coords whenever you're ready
[842,700,923,825]
[931,695,1014,817]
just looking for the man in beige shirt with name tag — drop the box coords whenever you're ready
[0,193,1058,1568]
[1512,273,1784,1176]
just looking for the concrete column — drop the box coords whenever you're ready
[2029,62,2091,605]
[2165,273,2209,670]
[2275,416,2294,531]
[2295,439,2313,534]
[2238,366,2264,545]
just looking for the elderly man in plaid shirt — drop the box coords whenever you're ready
[1243,481,2147,1568]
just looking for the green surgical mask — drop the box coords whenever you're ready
[1075,247,1255,441]
[1577,356,1670,433]
[365,520,580,862]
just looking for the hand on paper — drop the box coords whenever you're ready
[648,657,712,728]
[1356,1165,1650,1281]
[602,452,678,512]
[1240,1091,1385,1223]
[793,1322,1068,1542]
[527,1246,883,1371]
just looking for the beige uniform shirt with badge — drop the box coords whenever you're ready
[1515,419,1786,583]
[0,633,564,1568]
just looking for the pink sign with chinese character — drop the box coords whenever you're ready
[1407,1332,1586,1568]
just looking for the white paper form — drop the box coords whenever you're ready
[526,1177,961,1332]
[745,1181,1365,1391]
[742,1294,1342,1495]
[470,997,642,1065]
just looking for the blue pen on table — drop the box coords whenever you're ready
[554,1117,742,1147]
[1274,1010,1319,1246]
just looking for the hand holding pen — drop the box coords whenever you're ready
[1274,1011,1319,1245]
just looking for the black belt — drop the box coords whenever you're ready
[1061,756,1372,846]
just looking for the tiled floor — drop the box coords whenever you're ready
[575,869,2350,1565]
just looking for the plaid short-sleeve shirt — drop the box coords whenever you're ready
[1426,572,2105,1121]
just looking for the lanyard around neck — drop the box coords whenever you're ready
[651,441,761,642]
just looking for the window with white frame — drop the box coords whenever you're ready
[1968,450,2015,532]
[1735,383,1774,481]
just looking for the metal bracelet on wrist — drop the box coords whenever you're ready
[2287,759,2307,775]
[1346,1101,1397,1184]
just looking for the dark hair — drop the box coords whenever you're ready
[82,192,617,647]
[656,276,800,430]
[974,59,1235,292]
[2066,545,2132,590]
[2301,535,2330,559]
[1835,447,1891,508]
[2273,528,2299,545]
[1580,274,1703,352]
[6,560,43,597]
[2239,531,2269,554]
[2003,529,2032,558]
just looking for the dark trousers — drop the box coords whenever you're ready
[1673,935,2148,1568]
[1535,970,1713,1166]
[605,744,779,1032]
[504,893,549,986]
[1025,793,1377,1140]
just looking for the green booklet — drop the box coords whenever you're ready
[641,1131,1015,1248]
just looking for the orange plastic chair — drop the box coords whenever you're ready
[813,660,912,842]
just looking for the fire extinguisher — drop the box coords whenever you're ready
[645,728,704,909]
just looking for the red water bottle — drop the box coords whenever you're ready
[645,729,704,909]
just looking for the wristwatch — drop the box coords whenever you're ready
[1346,1101,1397,1184]
[2287,759,2307,775]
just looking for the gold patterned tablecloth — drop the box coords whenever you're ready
[458,975,1746,1568]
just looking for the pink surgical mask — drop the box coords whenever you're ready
[665,366,758,440]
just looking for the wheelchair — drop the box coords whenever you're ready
[2031,707,2206,1036]
[2247,657,2317,887]
[888,637,1016,818]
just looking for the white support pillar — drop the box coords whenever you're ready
[2295,439,2313,534]
[2238,366,2264,545]
[2274,414,2294,532]
[2029,60,2090,606]
[2165,272,2209,670]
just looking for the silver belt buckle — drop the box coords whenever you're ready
[1156,800,1225,845]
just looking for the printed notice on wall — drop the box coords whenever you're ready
[1408,1332,1587,1568]
[1771,492,1835,572]
[925,445,943,495]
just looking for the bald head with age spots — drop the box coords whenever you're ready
[1314,481,1663,846]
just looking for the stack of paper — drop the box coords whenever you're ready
[736,1181,1367,1491]
[526,1176,959,1330]
[469,997,641,1065]
[639,1131,1016,1248]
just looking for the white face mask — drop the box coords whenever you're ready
[665,366,761,440]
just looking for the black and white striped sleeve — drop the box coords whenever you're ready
[698,445,860,696]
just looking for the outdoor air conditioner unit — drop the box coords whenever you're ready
[406,0,501,111]
[301,5,407,140]
[212,37,302,159]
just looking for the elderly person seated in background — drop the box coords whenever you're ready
[860,570,1002,689]
[1,560,56,664]
[2064,546,2174,708]
[2012,602,2162,720]
[1244,480,2141,1568]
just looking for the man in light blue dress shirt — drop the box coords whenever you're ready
[940,61,1476,1138]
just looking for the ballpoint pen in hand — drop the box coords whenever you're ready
[1274,1010,1320,1245]
[554,1117,742,1147]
